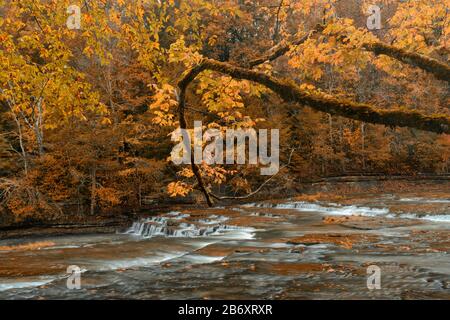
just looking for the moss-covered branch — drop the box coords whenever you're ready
[177,58,449,206]
[182,58,450,134]
[363,42,450,83]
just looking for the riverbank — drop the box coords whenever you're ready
[0,177,448,241]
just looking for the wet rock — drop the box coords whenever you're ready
[286,233,379,249]
[322,215,423,230]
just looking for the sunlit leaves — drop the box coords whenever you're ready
[388,0,449,55]
[149,83,177,127]
[168,36,203,67]
[167,181,193,197]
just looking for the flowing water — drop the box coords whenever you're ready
[0,193,449,299]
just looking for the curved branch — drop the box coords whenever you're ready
[177,64,214,207]
[177,57,449,206]
[183,58,450,134]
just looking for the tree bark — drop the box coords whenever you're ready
[11,112,28,176]
[34,98,44,156]
[177,70,214,207]
[90,166,97,216]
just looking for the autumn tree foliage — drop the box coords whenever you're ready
[0,0,448,220]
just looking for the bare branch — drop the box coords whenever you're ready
[210,148,295,201]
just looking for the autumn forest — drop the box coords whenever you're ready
[0,0,449,226]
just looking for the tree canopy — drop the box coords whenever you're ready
[0,0,449,218]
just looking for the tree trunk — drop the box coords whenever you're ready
[11,112,28,175]
[90,166,97,216]
[34,98,44,156]
[361,122,366,171]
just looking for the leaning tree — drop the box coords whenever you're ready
[176,22,450,206]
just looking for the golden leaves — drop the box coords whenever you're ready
[96,187,122,207]
[167,181,193,197]
[168,36,203,67]
[149,83,178,127]
[288,19,377,81]
[388,0,449,54]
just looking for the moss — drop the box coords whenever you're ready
[363,42,450,83]
[199,58,450,134]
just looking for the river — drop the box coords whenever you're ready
[0,192,449,299]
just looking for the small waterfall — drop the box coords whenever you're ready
[244,201,389,216]
[126,212,255,239]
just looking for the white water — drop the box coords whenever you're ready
[398,197,450,203]
[244,200,450,223]
[89,252,188,271]
[396,214,450,223]
[0,277,59,292]
[126,211,256,239]
[244,201,389,216]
